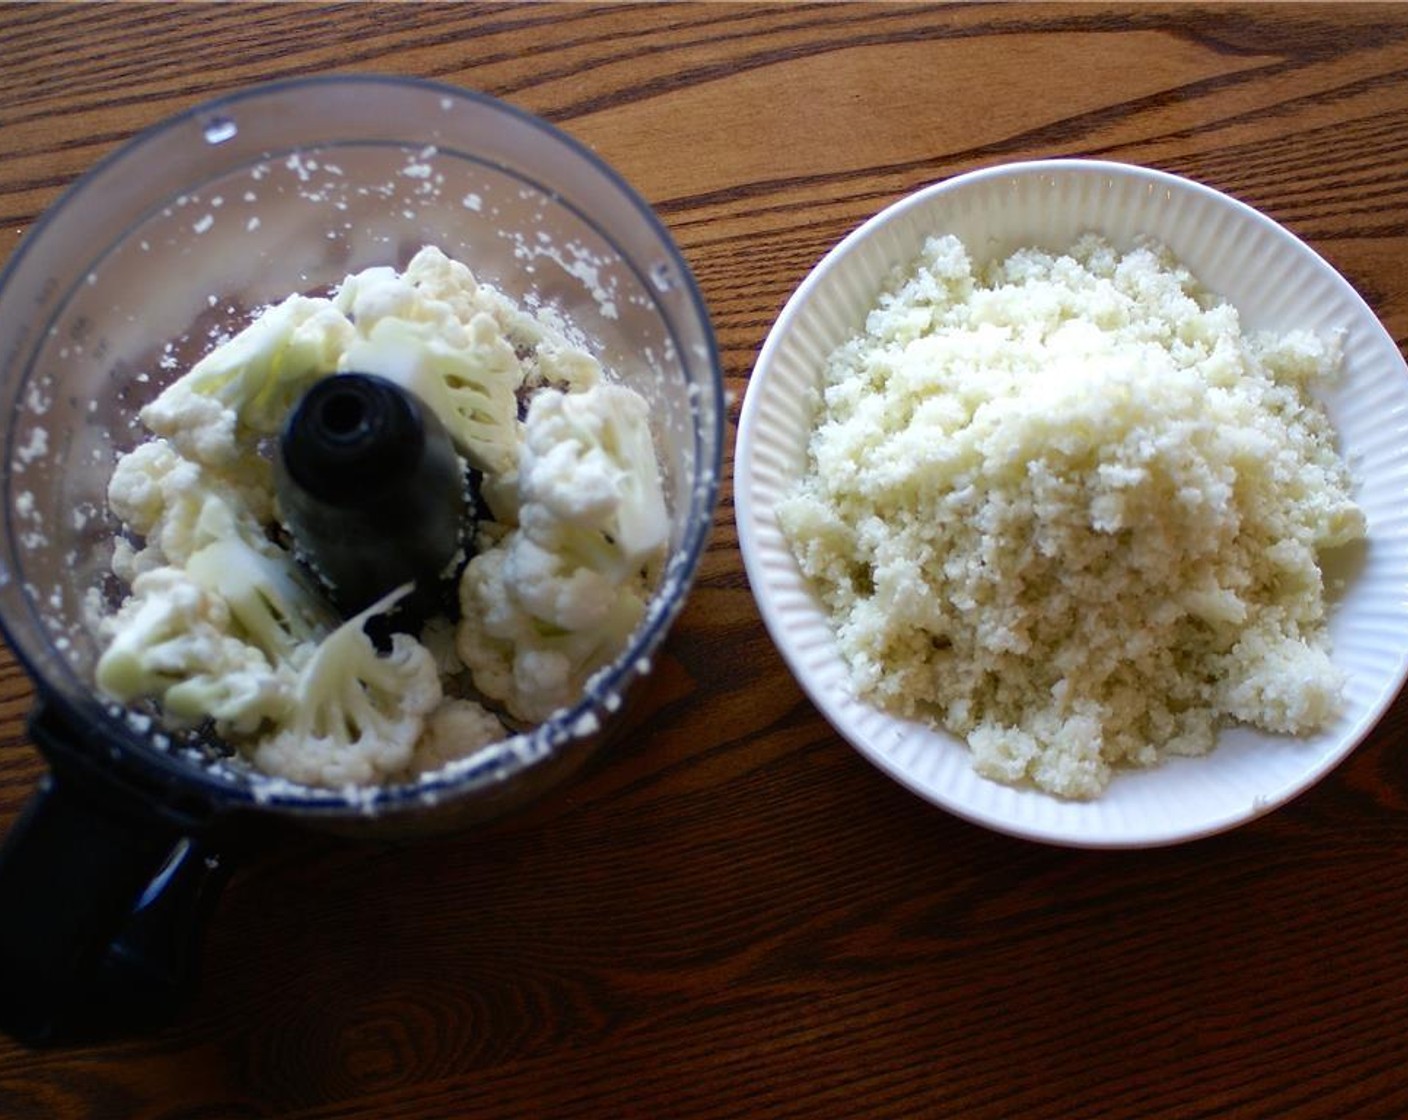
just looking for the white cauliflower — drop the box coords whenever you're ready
[98,554,444,787]
[142,294,354,468]
[407,697,507,776]
[95,567,298,735]
[100,245,671,791]
[519,383,670,571]
[97,481,337,740]
[185,533,335,668]
[107,440,273,579]
[102,257,462,788]
[403,244,485,323]
[336,247,524,476]
[101,312,351,744]
[100,428,444,787]
[252,586,442,787]
[341,312,523,475]
[336,245,604,479]
[394,245,600,393]
[457,543,647,723]
[456,382,668,723]
[96,503,450,789]
[336,245,481,331]
[529,336,603,392]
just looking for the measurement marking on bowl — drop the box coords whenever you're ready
[650,261,678,293]
[202,117,238,145]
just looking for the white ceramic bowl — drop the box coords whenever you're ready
[736,158,1408,848]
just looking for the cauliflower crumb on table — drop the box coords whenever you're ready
[777,233,1366,800]
[97,246,669,789]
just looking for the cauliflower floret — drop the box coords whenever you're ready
[95,567,297,735]
[520,382,669,570]
[335,246,482,333]
[99,480,336,737]
[335,245,524,475]
[403,244,483,323]
[186,533,335,667]
[529,337,602,391]
[457,541,646,723]
[454,548,519,705]
[406,697,507,776]
[504,533,626,633]
[454,380,667,723]
[107,440,274,580]
[142,294,354,466]
[252,586,442,787]
[341,312,523,475]
[335,266,425,334]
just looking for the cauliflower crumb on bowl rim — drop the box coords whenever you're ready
[736,159,1408,848]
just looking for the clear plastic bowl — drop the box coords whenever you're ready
[0,74,724,1044]
[0,74,724,828]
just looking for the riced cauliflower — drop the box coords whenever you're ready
[98,247,669,789]
[778,233,1365,799]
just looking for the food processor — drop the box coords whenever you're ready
[0,76,723,1044]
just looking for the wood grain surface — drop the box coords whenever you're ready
[4,3,1408,1117]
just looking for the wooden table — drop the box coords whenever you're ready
[4,3,1408,1117]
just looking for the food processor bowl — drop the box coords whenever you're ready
[0,75,723,1044]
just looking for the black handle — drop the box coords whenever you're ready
[0,708,234,1046]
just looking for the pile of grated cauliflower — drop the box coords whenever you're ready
[777,233,1366,799]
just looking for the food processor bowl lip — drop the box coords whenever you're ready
[0,71,726,413]
[0,72,727,817]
